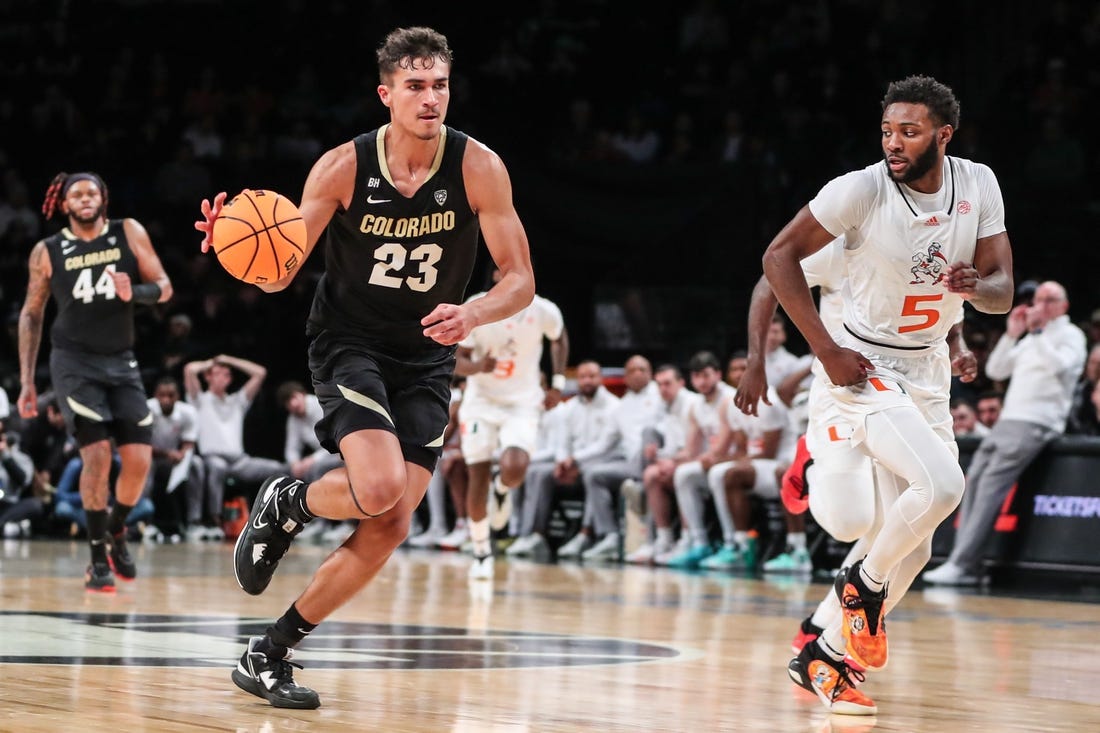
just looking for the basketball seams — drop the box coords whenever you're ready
[211,189,306,283]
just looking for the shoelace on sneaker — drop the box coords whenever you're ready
[840,582,888,635]
[829,662,866,702]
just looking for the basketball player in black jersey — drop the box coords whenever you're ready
[195,27,536,709]
[18,171,173,592]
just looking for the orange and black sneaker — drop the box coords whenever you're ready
[788,640,876,716]
[834,560,888,670]
[791,615,824,654]
[780,434,812,515]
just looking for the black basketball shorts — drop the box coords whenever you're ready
[49,347,153,447]
[307,330,454,472]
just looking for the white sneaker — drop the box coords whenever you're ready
[468,553,494,581]
[2,523,20,538]
[922,561,980,586]
[407,528,447,548]
[203,525,226,542]
[488,488,513,531]
[505,533,537,556]
[141,524,164,544]
[437,522,470,551]
[581,532,621,562]
[654,535,690,566]
[625,542,656,564]
[556,532,592,559]
[185,525,207,543]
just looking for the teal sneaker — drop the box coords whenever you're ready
[699,538,759,570]
[664,543,714,568]
[699,544,740,570]
[763,547,813,574]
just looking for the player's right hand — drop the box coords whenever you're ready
[819,345,873,387]
[734,358,770,416]
[17,385,38,419]
[194,192,227,253]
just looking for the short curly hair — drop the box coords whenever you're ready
[376,26,453,84]
[882,75,961,129]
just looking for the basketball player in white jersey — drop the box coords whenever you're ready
[456,267,568,580]
[759,75,1013,715]
[739,236,979,687]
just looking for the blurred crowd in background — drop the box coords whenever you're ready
[2,0,1099,459]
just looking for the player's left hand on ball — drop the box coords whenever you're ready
[195,191,227,253]
[422,303,476,345]
[951,349,978,382]
[944,261,979,296]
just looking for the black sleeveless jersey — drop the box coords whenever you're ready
[307,125,480,353]
[45,219,140,354]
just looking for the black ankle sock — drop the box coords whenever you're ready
[265,603,318,651]
[87,510,109,563]
[107,502,134,537]
[279,480,314,523]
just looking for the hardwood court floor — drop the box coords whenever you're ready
[0,537,1097,733]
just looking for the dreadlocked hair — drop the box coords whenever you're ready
[41,173,68,220]
[41,171,109,220]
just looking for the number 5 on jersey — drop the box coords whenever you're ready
[899,293,942,333]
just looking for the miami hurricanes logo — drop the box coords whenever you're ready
[910,242,947,284]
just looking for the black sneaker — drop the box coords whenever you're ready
[834,559,888,670]
[231,636,320,709]
[233,476,310,595]
[85,561,116,593]
[107,531,137,581]
[787,640,876,715]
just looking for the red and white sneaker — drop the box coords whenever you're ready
[781,434,812,515]
[791,615,824,654]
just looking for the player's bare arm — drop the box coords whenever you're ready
[549,326,570,391]
[116,218,173,303]
[422,140,535,346]
[454,346,495,376]
[943,231,1013,314]
[735,274,779,417]
[194,143,353,293]
[763,206,872,386]
[947,322,977,382]
[17,241,53,418]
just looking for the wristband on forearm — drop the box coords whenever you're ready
[130,282,162,304]
[551,374,566,391]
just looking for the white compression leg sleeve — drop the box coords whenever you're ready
[861,406,964,580]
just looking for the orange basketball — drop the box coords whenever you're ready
[211,189,306,284]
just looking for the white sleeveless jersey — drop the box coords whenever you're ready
[800,237,846,337]
[460,293,564,406]
[809,157,1005,349]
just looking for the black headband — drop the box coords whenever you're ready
[62,172,105,195]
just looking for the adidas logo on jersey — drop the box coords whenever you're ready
[924,216,941,226]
